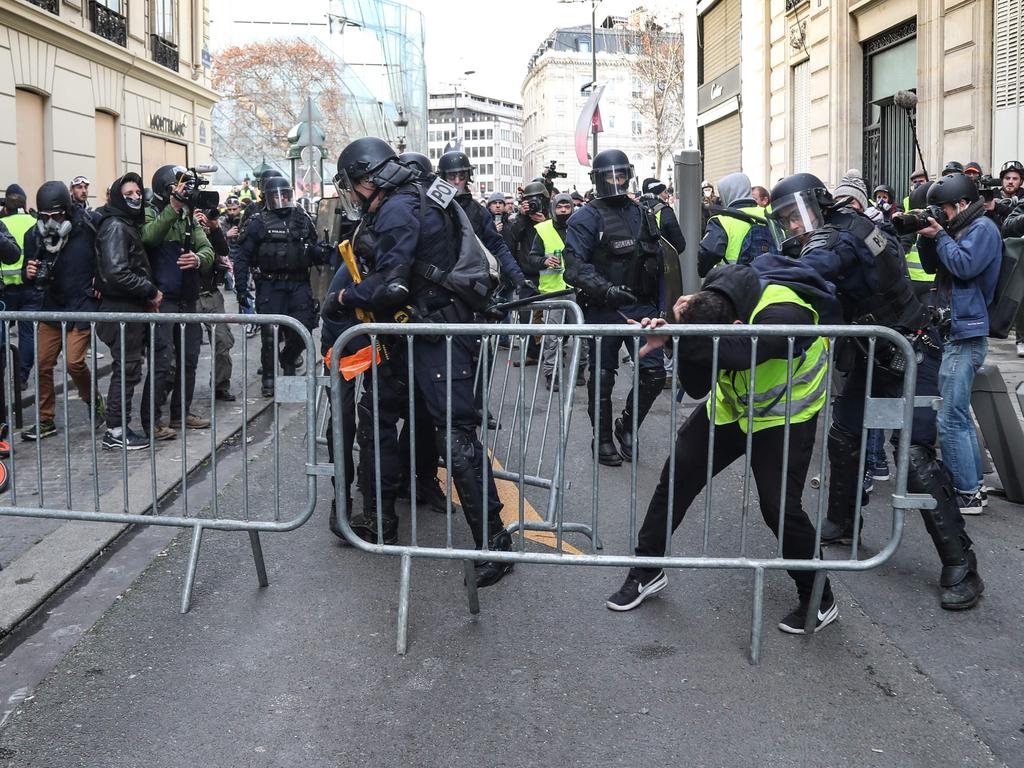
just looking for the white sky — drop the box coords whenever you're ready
[401,0,674,102]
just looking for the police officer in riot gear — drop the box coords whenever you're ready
[564,148,666,466]
[332,137,512,587]
[234,175,326,397]
[398,151,434,181]
[437,150,526,289]
[768,172,983,611]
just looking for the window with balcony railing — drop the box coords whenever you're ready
[150,0,178,71]
[151,34,179,71]
[27,0,59,14]
[90,1,127,47]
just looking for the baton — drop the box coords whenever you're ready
[491,288,574,313]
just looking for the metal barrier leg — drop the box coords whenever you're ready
[463,559,480,616]
[397,552,412,656]
[749,567,765,666]
[803,570,828,636]
[180,524,205,614]
[249,531,269,588]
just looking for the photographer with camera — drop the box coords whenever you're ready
[506,180,553,365]
[916,172,1002,514]
[19,181,103,441]
[141,165,216,437]
[196,207,236,402]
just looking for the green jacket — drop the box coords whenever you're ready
[142,203,214,301]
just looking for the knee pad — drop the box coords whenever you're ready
[906,444,956,502]
[442,428,480,476]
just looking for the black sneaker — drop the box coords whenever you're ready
[778,592,838,634]
[862,470,874,495]
[605,570,667,611]
[958,491,984,515]
[101,427,148,452]
[21,420,57,441]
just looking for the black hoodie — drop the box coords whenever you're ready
[675,263,826,399]
[94,172,158,305]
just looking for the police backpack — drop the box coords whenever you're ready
[987,236,1024,339]
[414,178,499,311]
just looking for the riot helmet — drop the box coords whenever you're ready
[589,149,633,198]
[258,169,284,193]
[262,176,295,211]
[438,151,475,186]
[521,181,550,200]
[767,173,832,255]
[36,180,73,216]
[398,151,433,179]
[941,161,965,177]
[926,172,979,207]
[150,164,188,205]
[335,137,413,219]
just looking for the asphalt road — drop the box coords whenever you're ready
[0,340,1021,767]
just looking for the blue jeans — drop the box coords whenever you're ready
[937,337,987,494]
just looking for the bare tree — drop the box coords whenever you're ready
[212,39,352,180]
[629,15,685,177]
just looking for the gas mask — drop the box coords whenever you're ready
[36,217,72,253]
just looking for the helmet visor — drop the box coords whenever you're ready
[592,164,633,198]
[332,168,365,221]
[767,189,824,252]
[266,188,295,211]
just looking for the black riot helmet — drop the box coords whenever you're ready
[941,160,965,177]
[151,164,188,205]
[258,168,284,193]
[398,151,433,179]
[589,149,633,198]
[35,180,73,215]
[907,180,933,210]
[926,172,979,206]
[438,151,475,183]
[335,137,414,219]
[767,173,833,254]
[521,181,550,201]
[262,175,295,211]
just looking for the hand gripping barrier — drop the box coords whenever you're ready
[330,319,933,663]
[0,310,319,614]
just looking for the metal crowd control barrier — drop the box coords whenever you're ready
[330,320,931,663]
[0,310,319,612]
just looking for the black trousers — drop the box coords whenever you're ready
[96,299,148,430]
[635,406,822,598]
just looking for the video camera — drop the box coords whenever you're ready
[173,165,220,210]
[892,205,949,236]
[541,160,568,182]
[977,174,1002,203]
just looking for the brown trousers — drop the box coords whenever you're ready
[36,324,95,422]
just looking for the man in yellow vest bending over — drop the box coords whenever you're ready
[526,192,589,390]
[1,183,43,388]
[606,261,841,635]
[697,172,768,277]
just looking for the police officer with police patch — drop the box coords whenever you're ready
[234,176,327,397]
[331,137,512,588]
[564,149,666,466]
[768,172,983,611]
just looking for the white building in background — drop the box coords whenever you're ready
[427,91,523,198]
[1,0,217,206]
[521,19,668,196]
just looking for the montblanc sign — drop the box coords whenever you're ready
[149,114,187,137]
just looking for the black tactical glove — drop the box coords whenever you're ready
[482,302,508,322]
[517,280,540,300]
[604,285,637,309]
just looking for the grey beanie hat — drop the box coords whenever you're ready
[486,191,504,204]
[716,172,752,207]
[833,169,869,210]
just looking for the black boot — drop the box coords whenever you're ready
[416,476,448,513]
[589,369,621,467]
[615,368,666,461]
[821,425,863,544]
[261,377,274,398]
[350,493,399,545]
[475,528,514,588]
[907,446,985,610]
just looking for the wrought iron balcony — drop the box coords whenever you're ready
[151,35,179,72]
[27,0,59,14]
[89,2,127,47]
[786,0,808,11]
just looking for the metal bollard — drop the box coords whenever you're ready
[970,364,1024,503]
[673,150,703,295]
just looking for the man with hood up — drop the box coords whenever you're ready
[525,192,589,389]
[698,172,769,277]
[606,262,841,635]
[94,172,162,451]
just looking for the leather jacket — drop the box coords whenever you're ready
[95,213,158,304]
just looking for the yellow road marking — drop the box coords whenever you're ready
[436,457,582,556]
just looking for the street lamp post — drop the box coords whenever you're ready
[560,0,601,160]
[451,69,476,150]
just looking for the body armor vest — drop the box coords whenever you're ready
[590,199,663,301]
[256,210,309,274]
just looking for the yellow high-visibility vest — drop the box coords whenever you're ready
[534,219,570,293]
[710,206,766,265]
[709,283,828,433]
[0,213,34,285]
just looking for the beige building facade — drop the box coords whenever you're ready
[685,0,1019,202]
[1,0,217,208]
